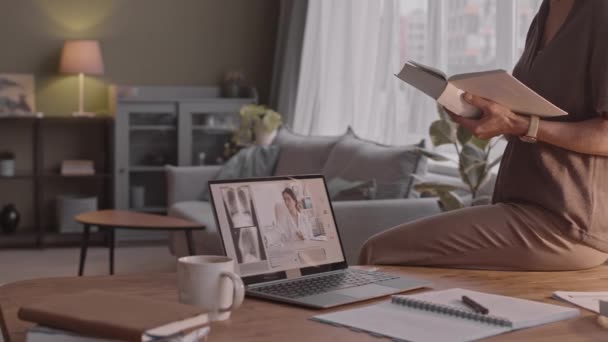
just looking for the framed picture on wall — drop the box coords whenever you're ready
[0,74,35,114]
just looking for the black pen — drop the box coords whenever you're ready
[462,295,489,315]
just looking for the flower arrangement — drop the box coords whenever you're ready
[235,104,282,145]
[414,106,503,211]
[223,105,283,158]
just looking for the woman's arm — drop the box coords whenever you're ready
[452,93,608,156]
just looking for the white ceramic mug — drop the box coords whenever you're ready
[177,255,245,321]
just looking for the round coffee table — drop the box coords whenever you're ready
[75,210,205,276]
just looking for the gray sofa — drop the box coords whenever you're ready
[165,129,477,264]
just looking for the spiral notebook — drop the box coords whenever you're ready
[312,288,579,342]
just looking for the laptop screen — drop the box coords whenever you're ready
[209,176,346,279]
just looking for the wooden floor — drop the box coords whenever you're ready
[0,245,176,284]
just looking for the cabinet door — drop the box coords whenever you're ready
[115,103,177,213]
[179,100,254,166]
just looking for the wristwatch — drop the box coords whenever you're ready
[520,115,540,143]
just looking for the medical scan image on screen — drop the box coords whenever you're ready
[211,178,344,277]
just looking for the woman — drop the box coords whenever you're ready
[274,187,314,242]
[359,0,608,271]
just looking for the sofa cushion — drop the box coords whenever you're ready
[200,145,280,200]
[322,134,425,199]
[273,127,344,175]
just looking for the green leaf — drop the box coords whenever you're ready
[437,104,449,121]
[459,143,487,191]
[437,190,465,212]
[414,148,456,163]
[429,120,457,147]
[414,182,468,194]
[461,143,485,162]
[457,125,473,145]
[476,172,493,192]
[470,136,491,150]
[472,195,492,206]
[487,155,503,170]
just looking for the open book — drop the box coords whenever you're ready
[396,61,568,119]
[312,288,579,342]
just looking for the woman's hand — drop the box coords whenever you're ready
[449,93,530,140]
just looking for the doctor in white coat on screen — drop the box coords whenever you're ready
[274,187,314,242]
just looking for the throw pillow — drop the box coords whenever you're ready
[272,126,346,176]
[321,132,425,199]
[200,145,280,201]
[326,177,376,201]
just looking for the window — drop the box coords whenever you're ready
[398,0,542,140]
[295,0,543,146]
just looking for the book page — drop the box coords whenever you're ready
[312,301,508,342]
[448,71,567,117]
[407,289,579,330]
[552,291,608,313]
[437,83,481,119]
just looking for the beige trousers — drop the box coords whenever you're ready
[358,203,608,271]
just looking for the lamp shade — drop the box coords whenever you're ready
[59,40,104,75]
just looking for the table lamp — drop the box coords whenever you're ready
[59,40,104,117]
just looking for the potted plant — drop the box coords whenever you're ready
[235,104,283,146]
[414,106,503,211]
[0,151,15,177]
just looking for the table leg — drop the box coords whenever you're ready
[78,224,90,276]
[108,227,115,275]
[186,230,195,256]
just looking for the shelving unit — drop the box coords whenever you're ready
[112,86,256,242]
[0,117,113,248]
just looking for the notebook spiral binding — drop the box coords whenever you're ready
[391,296,513,328]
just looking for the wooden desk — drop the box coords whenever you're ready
[2,266,608,342]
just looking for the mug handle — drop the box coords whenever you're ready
[218,271,245,313]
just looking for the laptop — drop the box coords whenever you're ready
[208,175,430,309]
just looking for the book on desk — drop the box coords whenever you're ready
[18,291,210,342]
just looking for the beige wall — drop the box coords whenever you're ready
[0,0,279,116]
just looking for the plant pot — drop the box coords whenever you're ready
[254,126,278,146]
[0,159,15,177]
[0,204,20,234]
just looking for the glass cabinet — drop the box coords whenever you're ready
[112,86,256,241]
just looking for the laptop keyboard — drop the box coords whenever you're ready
[250,269,400,299]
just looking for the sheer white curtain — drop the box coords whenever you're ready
[293,0,542,145]
[293,0,433,145]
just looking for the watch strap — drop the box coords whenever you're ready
[520,115,540,143]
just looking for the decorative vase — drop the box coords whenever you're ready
[0,204,20,234]
[222,81,241,98]
[254,126,278,146]
[130,186,146,208]
[0,159,15,177]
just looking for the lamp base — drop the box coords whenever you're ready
[72,111,96,118]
